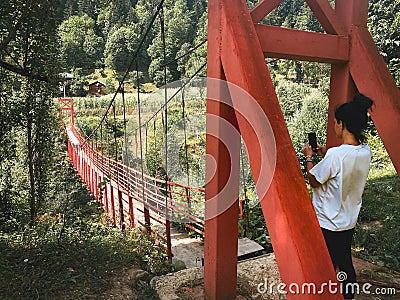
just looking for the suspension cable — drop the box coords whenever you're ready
[160,5,168,194]
[100,123,104,176]
[133,62,206,132]
[121,82,128,164]
[160,5,172,261]
[181,80,190,188]
[112,101,119,184]
[84,0,166,142]
[240,139,250,234]
[128,55,273,133]
[160,38,207,68]
[153,120,158,177]
[145,125,149,173]
[136,60,146,216]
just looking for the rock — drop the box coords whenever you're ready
[173,260,186,271]
[151,267,204,300]
[151,254,284,300]
[135,269,151,283]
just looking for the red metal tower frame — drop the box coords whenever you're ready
[58,97,75,125]
[204,0,400,299]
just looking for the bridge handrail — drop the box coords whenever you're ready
[67,124,205,232]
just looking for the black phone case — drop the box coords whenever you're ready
[308,132,317,152]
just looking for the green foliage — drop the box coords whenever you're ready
[104,24,141,72]
[146,0,203,85]
[137,281,161,300]
[185,10,207,78]
[239,200,273,253]
[54,0,398,94]
[69,68,89,96]
[354,166,400,270]
[0,139,171,299]
[97,0,136,37]
[58,14,104,74]
[287,88,329,160]
[73,94,137,112]
[0,0,62,226]
[275,80,311,122]
[368,0,400,86]
[0,76,19,231]
[366,130,393,169]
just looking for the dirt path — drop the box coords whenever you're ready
[170,226,204,268]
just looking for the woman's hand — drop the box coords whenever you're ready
[303,142,322,188]
[303,142,313,159]
[303,142,326,158]
[316,144,326,157]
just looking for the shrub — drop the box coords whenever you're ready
[287,89,328,161]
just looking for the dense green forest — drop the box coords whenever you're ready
[56,0,399,94]
[1,0,400,298]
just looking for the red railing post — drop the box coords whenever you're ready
[86,156,89,187]
[78,149,82,179]
[104,183,109,213]
[128,195,135,228]
[118,190,125,230]
[110,185,116,226]
[91,165,96,197]
[81,151,84,180]
[89,163,93,195]
[144,207,151,234]
[73,147,77,169]
[166,219,172,261]
[94,171,98,200]
[76,148,80,176]
[83,156,87,185]
[97,174,101,202]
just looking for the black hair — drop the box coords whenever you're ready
[334,93,374,143]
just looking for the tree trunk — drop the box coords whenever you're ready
[26,95,36,226]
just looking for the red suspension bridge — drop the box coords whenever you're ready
[66,124,205,259]
[59,0,400,299]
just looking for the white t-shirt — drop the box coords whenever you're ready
[309,144,371,231]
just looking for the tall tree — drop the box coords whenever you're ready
[0,0,60,226]
[97,0,136,39]
[185,9,207,77]
[368,0,400,86]
[148,0,194,85]
[58,14,104,74]
[0,70,18,230]
[104,24,141,72]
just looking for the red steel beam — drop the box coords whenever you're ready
[349,26,400,174]
[204,1,241,299]
[335,0,369,28]
[327,64,358,148]
[255,24,349,63]
[305,0,347,35]
[326,0,361,148]
[250,0,284,23]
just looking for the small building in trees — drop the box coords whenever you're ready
[88,81,106,96]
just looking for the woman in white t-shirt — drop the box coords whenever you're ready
[303,94,373,299]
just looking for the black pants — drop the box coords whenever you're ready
[321,227,356,299]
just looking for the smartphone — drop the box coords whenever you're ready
[308,132,318,152]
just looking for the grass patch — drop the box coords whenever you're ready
[354,164,400,270]
[0,210,171,300]
[0,157,171,299]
